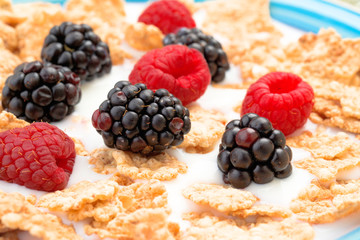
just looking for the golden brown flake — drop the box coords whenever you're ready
[0,191,81,240]
[183,183,258,212]
[71,137,89,156]
[288,128,360,182]
[125,22,163,51]
[113,150,187,180]
[0,111,29,132]
[287,128,352,159]
[291,179,360,223]
[178,105,227,153]
[232,205,292,219]
[84,208,178,240]
[0,46,21,96]
[181,212,314,240]
[89,148,117,174]
[0,21,17,52]
[16,10,65,61]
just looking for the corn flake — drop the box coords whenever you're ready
[113,150,187,181]
[232,205,292,219]
[125,22,163,51]
[0,191,81,240]
[291,179,360,223]
[182,183,258,212]
[0,231,18,240]
[178,105,227,153]
[0,111,29,132]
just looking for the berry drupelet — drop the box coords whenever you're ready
[2,61,81,122]
[92,81,191,155]
[163,27,230,83]
[41,22,112,81]
[218,113,292,189]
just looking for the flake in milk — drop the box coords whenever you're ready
[181,212,314,240]
[232,205,292,219]
[89,148,118,174]
[0,191,81,240]
[112,150,187,181]
[178,105,227,153]
[0,47,21,95]
[183,183,258,212]
[125,22,164,51]
[0,111,28,132]
[288,128,360,182]
[0,21,17,52]
[291,179,360,223]
[84,208,178,240]
[70,137,89,156]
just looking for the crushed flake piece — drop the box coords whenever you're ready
[183,183,258,212]
[0,191,81,240]
[0,21,17,51]
[232,205,292,219]
[287,128,352,159]
[288,128,360,182]
[0,111,29,132]
[125,22,163,51]
[113,150,187,181]
[181,212,314,240]
[178,105,227,153]
[16,10,65,61]
[89,148,117,174]
[84,208,178,240]
[291,179,360,223]
[71,137,89,156]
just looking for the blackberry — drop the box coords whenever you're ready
[163,27,230,83]
[41,22,112,81]
[91,81,191,155]
[1,61,81,122]
[217,113,292,189]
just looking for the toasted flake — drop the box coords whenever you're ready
[0,111,29,132]
[232,205,292,219]
[183,183,258,212]
[66,0,125,25]
[178,105,227,153]
[89,148,117,174]
[291,180,360,223]
[0,191,81,240]
[85,208,178,240]
[0,21,17,51]
[287,128,352,159]
[71,137,89,156]
[16,10,65,61]
[37,179,119,213]
[181,212,314,240]
[0,47,21,95]
[113,150,187,181]
[125,22,163,51]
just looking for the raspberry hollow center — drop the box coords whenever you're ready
[268,72,301,94]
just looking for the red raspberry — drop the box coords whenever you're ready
[138,0,196,34]
[0,122,76,192]
[241,72,314,136]
[129,45,211,106]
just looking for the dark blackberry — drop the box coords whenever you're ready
[41,22,111,81]
[1,61,81,122]
[163,27,230,83]
[92,81,191,155]
[217,113,292,189]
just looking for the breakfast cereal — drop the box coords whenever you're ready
[291,179,360,223]
[178,105,227,153]
[0,111,28,132]
[125,22,163,51]
[0,191,81,240]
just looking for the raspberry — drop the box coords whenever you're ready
[92,81,191,155]
[0,122,76,192]
[129,45,211,106]
[138,0,196,34]
[2,61,81,123]
[218,113,293,189]
[241,72,314,136]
